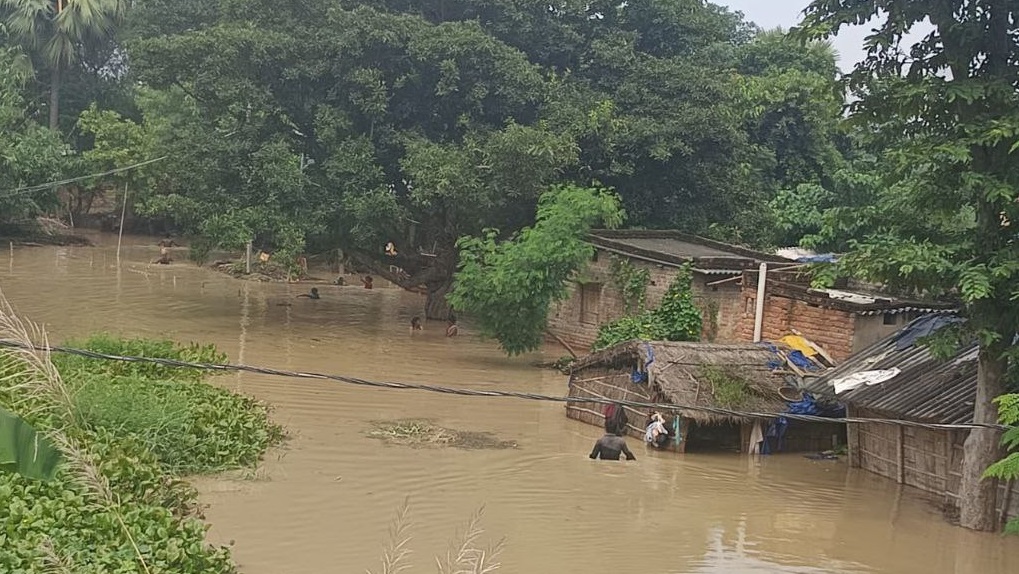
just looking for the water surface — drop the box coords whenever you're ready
[2,236,1016,574]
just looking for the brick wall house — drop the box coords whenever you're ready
[547,230,786,351]
[734,269,956,361]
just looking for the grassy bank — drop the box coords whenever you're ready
[0,325,284,573]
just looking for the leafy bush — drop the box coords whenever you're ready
[1,334,284,573]
[984,393,1019,534]
[59,335,283,475]
[450,184,624,356]
[592,266,702,351]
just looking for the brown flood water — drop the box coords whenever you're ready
[2,235,1018,574]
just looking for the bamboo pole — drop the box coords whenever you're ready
[547,329,579,359]
[896,425,905,484]
[116,182,128,262]
[1001,478,1016,529]
[245,241,252,274]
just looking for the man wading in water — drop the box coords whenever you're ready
[589,403,635,461]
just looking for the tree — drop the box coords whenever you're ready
[801,0,1019,531]
[448,185,623,355]
[0,44,65,227]
[1,0,128,131]
[735,30,849,246]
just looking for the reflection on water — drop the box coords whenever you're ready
[2,234,1018,574]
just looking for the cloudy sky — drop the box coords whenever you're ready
[717,0,876,71]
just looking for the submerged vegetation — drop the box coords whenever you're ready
[0,299,284,573]
[366,420,517,451]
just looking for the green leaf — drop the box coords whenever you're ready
[0,406,62,482]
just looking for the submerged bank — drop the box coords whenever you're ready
[0,329,283,573]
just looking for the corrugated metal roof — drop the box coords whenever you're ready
[691,268,742,275]
[804,315,977,424]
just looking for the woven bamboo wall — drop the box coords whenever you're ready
[850,406,1019,527]
[566,368,656,442]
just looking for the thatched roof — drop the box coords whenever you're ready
[571,340,788,423]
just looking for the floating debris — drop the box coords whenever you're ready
[366,420,517,450]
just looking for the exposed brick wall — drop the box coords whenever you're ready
[546,248,745,351]
[734,283,857,361]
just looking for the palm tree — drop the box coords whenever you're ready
[0,0,127,131]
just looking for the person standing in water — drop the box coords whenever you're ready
[410,316,422,332]
[589,432,636,461]
[362,275,373,289]
[297,287,320,299]
[154,246,172,265]
[445,314,459,337]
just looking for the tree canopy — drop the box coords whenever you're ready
[801,0,1019,532]
[1,1,851,330]
[449,184,623,355]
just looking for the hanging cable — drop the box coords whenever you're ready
[0,156,169,201]
[0,339,1008,432]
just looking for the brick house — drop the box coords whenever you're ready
[734,269,957,362]
[547,230,787,350]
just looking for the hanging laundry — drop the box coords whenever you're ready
[748,421,764,454]
[832,368,901,394]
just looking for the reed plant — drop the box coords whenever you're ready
[367,499,505,574]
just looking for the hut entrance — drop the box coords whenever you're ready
[683,420,742,453]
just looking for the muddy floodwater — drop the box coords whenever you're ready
[3,235,1018,574]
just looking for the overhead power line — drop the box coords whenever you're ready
[0,156,169,201]
[0,339,1008,432]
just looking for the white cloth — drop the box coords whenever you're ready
[645,420,666,444]
[831,368,901,394]
[748,421,764,454]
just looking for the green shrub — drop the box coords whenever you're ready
[592,265,702,351]
[1,334,284,573]
[984,393,1019,534]
[0,431,235,573]
[54,334,226,383]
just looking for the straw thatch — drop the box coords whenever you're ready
[569,340,787,425]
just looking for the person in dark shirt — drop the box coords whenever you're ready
[589,433,636,461]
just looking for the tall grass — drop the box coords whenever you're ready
[367,499,505,574]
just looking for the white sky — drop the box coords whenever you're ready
[717,0,927,72]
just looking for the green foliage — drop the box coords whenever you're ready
[0,46,66,226]
[699,366,752,409]
[1,0,129,131]
[801,0,1019,529]
[449,184,624,355]
[0,406,62,481]
[592,266,702,351]
[0,334,283,572]
[54,335,283,474]
[984,394,1019,534]
[609,255,651,313]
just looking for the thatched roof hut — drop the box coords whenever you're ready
[568,340,843,453]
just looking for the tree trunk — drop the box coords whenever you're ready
[958,344,1006,531]
[49,64,61,132]
[424,277,453,321]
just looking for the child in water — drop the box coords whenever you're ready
[362,275,373,289]
[410,316,422,332]
[445,314,458,337]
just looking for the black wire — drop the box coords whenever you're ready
[0,339,1007,431]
